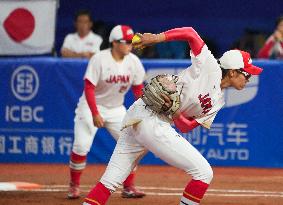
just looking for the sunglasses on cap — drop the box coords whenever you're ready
[116,39,132,44]
[236,69,252,80]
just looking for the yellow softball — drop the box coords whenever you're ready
[132,34,141,44]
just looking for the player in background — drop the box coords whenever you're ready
[61,10,103,59]
[82,27,263,205]
[67,25,146,199]
[257,15,283,59]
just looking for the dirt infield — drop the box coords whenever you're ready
[0,164,283,205]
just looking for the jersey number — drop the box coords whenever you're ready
[119,85,128,93]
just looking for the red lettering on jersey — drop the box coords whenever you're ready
[114,75,118,83]
[105,75,130,83]
[117,75,121,83]
[198,93,212,114]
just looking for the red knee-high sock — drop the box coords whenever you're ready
[181,179,209,204]
[84,182,111,205]
[123,171,135,188]
[69,151,87,186]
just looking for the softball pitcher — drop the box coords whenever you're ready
[83,27,263,205]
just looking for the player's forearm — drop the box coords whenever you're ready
[84,79,99,115]
[61,48,81,58]
[164,27,204,56]
[131,84,144,100]
[173,113,200,133]
[61,48,91,58]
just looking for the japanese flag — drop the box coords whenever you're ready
[0,0,57,55]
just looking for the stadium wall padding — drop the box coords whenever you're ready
[0,58,282,167]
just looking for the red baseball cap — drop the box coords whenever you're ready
[219,50,263,75]
[109,25,134,42]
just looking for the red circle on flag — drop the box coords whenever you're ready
[4,8,35,42]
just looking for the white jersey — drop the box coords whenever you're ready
[176,45,225,128]
[122,45,224,130]
[77,49,145,110]
[61,31,103,54]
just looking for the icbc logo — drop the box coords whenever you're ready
[11,65,39,101]
[6,65,44,123]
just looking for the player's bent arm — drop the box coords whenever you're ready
[131,84,144,100]
[164,27,205,56]
[61,48,80,58]
[61,48,94,58]
[173,113,200,133]
[84,79,99,115]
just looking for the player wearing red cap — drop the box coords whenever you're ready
[82,27,263,205]
[67,25,146,199]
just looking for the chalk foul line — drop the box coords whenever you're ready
[0,183,282,198]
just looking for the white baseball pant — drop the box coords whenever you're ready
[100,100,213,192]
[72,105,127,155]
